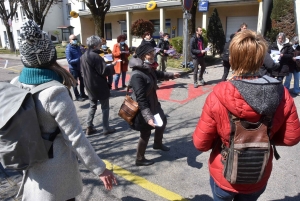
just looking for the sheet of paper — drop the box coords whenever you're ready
[166,49,176,54]
[205,47,210,51]
[271,50,280,55]
[295,56,300,60]
[270,53,280,63]
[154,113,163,127]
[103,54,113,62]
[154,47,161,53]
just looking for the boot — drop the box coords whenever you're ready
[135,158,154,166]
[153,143,170,151]
[136,137,154,166]
[86,126,97,136]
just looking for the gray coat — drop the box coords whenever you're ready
[11,77,106,201]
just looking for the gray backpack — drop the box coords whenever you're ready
[0,80,62,170]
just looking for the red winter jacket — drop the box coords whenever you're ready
[193,77,300,194]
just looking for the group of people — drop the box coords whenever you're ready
[12,20,180,200]
[10,19,300,201]
[221,23,300,97]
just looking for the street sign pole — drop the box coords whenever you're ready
[182,0,193,68]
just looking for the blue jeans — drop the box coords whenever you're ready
[284,71,300,94]
[209,176,266,201]
[69,69,86,98]
[86,98,110,131]
[114,71,126,88]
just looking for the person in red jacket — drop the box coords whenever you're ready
[193,30,300,201]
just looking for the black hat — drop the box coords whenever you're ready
[135,43,154,59]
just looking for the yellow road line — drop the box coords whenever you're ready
[104,160,188,201]
[3,67,21,73]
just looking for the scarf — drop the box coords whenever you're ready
[19,67,63,85]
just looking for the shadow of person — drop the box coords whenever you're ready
[121,196,146,201]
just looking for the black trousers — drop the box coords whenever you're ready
[222,60,231,81]
[193,57,206,83]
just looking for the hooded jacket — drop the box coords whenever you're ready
[128,57,174,131]
[193,76,300,194]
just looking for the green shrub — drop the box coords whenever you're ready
[171,37,183,53]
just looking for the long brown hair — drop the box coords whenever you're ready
[48,62,77,88]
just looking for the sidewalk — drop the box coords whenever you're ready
[0,54,21,60]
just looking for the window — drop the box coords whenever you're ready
[67,3,71,18]
[105,23,112,40]
[150,19,171,39]
[81,1,85,10]
[17,30,20,37]
[15,11,19,22]
[20,7,26,20]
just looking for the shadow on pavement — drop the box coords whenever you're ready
[273,194,300,201]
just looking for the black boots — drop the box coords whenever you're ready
[135,158,155,166]
[153,143,170,151]
[136,137,155,166]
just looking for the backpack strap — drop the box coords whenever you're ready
[30,80,63,94]
[264,115,280,160]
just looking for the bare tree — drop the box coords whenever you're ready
[86,0,110,37]
[19,0,58,30]
[0,0,19,52]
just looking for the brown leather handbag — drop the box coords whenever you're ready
[118,86,139,125]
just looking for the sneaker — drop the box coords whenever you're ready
[76,97,84,102]
[194,82,198,88]
[199,78,205,86]
[86,126,97,135]
[103,128,116,135]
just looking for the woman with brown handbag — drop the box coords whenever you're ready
[128,43,180,166]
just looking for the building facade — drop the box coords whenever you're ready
[0,1,64,49]
[1,0,299,50]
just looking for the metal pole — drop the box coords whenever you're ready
[183,10,188,68]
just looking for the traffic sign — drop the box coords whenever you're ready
[183,0,193,11]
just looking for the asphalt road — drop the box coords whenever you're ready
[1,57,300,201]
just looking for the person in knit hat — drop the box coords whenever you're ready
[128,43,180,166]
[12,20,117,201]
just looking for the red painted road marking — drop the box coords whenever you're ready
[157,80,214,104]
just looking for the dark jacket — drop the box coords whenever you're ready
[259,52,280,76]
[140,38,157,48]
[157,39,170,56]
[222,40,231,62]
[190,34,205,59]
[293,45,300,72]
[80,49,114,100]
[66,44,82,71]
[128,57,174,131]
[269,42,294,76]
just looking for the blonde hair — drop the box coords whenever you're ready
[48,62,77,89]
[229,30,267,75]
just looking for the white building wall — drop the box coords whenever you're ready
[0,1,64,49]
